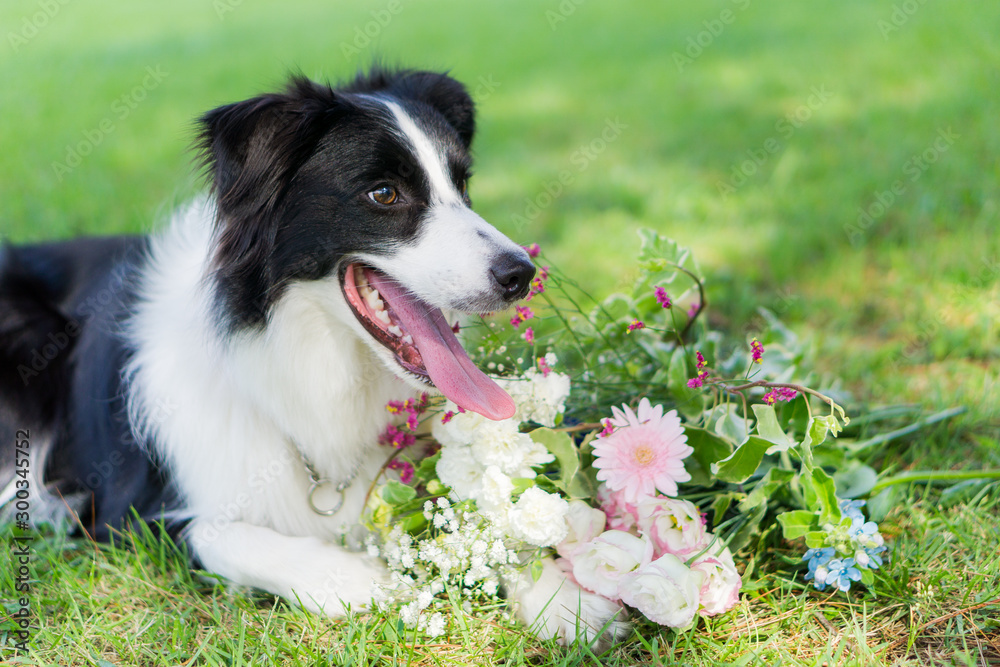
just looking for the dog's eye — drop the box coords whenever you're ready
[368,186,398,206]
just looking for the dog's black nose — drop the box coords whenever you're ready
[491,253,536,302]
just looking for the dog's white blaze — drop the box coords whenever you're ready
[383,100,462,205]
[358,205,521,311]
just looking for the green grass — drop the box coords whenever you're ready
[1,0,999,664]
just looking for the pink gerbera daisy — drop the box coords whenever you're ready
[592,398,693,504]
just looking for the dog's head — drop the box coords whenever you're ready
[197,68,532,419]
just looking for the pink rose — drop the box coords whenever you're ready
[690,543,741,616]
[635,496,709,558]
[597,484,642,533]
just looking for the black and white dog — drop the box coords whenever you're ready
[0,68,625,644]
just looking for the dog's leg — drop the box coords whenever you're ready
[188,519,387,616]
[505,557,630,650]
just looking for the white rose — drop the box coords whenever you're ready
[435,445,483,501]
[635,496,709,558]
[556,500,607,560]
[572,530,654,600]
[617,553,704,629]
[690,544,741,616]
[509,487,570,547]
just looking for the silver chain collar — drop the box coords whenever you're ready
[297,449,362,517]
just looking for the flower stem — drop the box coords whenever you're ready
[869,470,1000,494]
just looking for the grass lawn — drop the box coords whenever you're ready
[2,0,999,664]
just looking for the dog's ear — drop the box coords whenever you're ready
[197,77,344,216]
[347,68,476,148]
[196,77,346,328]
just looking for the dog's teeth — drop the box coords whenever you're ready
[365,288,381,308]
[402,334,413,345]
[388,325,403,337]
[376,309,391,324]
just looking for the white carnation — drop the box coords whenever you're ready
[499,369,571,427]
[470,420,539,475]
[435,445,483,501]
[478,465,514,511]
[432,403,489,447]
[509,487,570,547]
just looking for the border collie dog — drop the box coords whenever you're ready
[0,68,625,645]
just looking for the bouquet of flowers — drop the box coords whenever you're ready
[362,230,892,637]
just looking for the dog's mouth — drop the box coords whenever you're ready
[341,262,515,421]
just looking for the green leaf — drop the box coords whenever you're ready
[860,568,875,586]
[804,531,827,548]
[726,501,767,554]
[636,229,702,282]
[803,416,831,449]
[711,492,742,527]
[866,485,900,523]
[530,559,544,582]
[381,480,417,505]
[809,468,842,525]
[401,512,428,534]
[777,510,818,540]
[683,455,714,488]
[667,348,702,419]
[739,468,795,512]
[510,477,536,496]
[713,404,753,444]
[711,436,771,484]
[415,451,441,482]
[530,428,579,494]
[833,461,878,499]
[533,475,560,494]
[751,404,795,454]
[686,426,734,471]
[596,293,633,325]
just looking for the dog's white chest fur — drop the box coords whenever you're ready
[126,199,414,544]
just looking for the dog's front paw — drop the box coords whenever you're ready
[508,558,630,650]
[286,542,390,617]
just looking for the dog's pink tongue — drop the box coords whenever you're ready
[368,271,516,421]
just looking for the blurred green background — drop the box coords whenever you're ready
[1,0,997,445]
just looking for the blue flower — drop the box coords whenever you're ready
[863,545,887,569]
[839,499,866,523]
[803,547,836,589]
[824,558,862,592]
[803,547,835,570]
[801,499,888,593]
[851,520,884,549]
